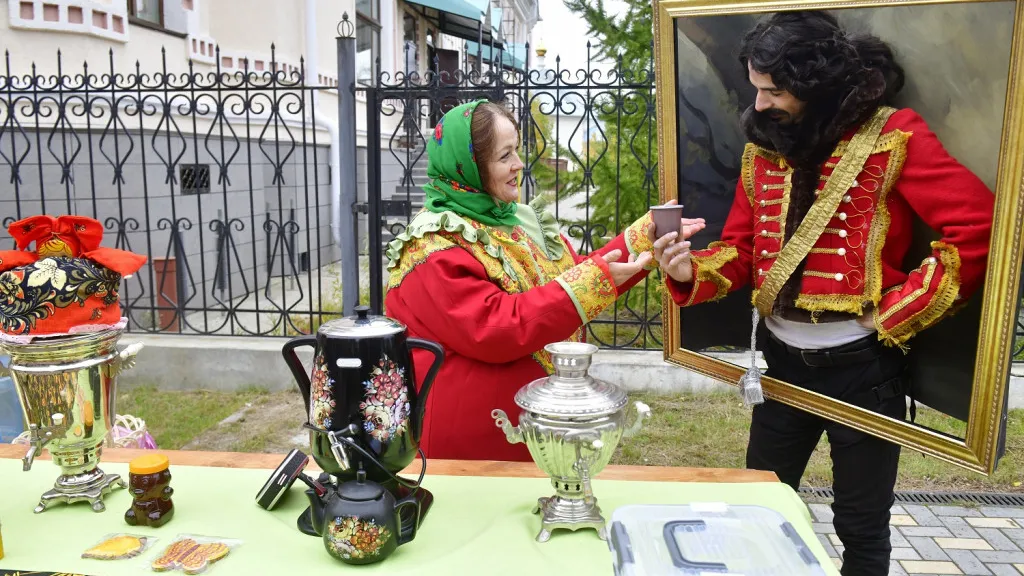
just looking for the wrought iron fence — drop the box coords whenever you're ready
[358,43,665,349]
[2,41,1022,358]
[0,47,339,337]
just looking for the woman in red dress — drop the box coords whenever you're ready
[385,100,704,461]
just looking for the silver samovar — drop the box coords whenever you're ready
[492,342,651,542]
[0,328,143,513]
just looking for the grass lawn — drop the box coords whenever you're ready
[614,392,1024,493]
[116,385,1023,492]
[116,386,269,450]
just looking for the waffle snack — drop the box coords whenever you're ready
[151,538,198,571]
[150,536,236,574]
[82,534,153,560]
[181,542,230,574]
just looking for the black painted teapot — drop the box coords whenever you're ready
[282,306,443,483]
[320,468,420,564]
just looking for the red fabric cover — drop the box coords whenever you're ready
[0,250,39,273]
[0,215,147,337]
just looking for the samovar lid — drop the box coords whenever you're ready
[319,306,406,338]
[514,342,628,417]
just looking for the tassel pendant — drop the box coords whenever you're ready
[739,307,765,407]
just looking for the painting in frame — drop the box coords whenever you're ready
[654,0,1024,474]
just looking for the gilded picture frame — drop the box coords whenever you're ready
[655,0,1024,474]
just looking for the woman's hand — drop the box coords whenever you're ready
[601,249,653,287]
[652,233,693,283]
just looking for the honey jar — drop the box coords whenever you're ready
[125,454,174,528]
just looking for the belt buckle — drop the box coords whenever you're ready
[800,349,830,367]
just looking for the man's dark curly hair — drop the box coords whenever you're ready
[737,11,905,312]
[738,10,904,167]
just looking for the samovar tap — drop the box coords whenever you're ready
[22,413,66,471]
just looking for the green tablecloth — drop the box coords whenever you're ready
[0,457,839,575]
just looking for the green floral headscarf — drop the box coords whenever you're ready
[423,99,519,227]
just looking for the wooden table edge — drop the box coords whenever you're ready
[0,444,778,483]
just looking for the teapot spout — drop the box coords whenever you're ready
[491,410,523,445]
[622,401,652,439]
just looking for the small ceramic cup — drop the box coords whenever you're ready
[650,205,685,239]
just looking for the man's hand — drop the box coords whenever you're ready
[652,233,693,283]
[647,199,707,243]
[857,311,877,331]
[601,249,653,287]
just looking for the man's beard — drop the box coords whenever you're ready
[741,106,826,168]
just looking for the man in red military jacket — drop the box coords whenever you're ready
[654,12,993,576]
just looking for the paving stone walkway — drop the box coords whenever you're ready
[808,502,1024,575]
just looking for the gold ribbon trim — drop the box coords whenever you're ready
[754,106,896,316]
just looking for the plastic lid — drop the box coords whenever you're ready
[129,454,169,475]
[319,306,406,338]
[338,469,385,502]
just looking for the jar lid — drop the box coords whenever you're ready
[514,342,628,417]
[319,306,406,338]
[129,454,169,475]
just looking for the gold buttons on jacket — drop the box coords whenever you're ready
[839,230,848,238]
[837,248,847,256]
[761,250,768,257]
[761,230,768,237]
[843,195,852,203]
[838,212,847,221]
[760,215,767,222]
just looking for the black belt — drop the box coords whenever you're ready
[849,375,906,407]
[768,332,907,407]
[768,332,879,368]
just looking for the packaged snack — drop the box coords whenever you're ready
[148,535,241,574]
[82,533,156,560]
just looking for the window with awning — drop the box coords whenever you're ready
[402,0,502,48]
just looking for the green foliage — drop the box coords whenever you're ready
[561,0,657,231]
[523,98,584,202]
[561,0,661,337]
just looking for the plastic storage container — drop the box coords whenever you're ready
[608,503,827,576]
[0,355,25,443]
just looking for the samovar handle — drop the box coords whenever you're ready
[622,401,652,439]
[490,410,524,445]
[105,342,144,378]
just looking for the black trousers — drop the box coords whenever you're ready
[746,333,907,576]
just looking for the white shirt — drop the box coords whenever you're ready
[765,315,875,350]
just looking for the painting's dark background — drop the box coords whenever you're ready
[673,3,1016,432]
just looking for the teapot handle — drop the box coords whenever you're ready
[394,494,421,546]
[282,335,318,412]
[407,338,444,427]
